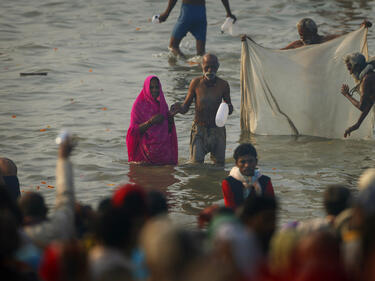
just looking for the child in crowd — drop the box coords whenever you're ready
[222,143,274,209]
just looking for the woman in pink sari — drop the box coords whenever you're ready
[126,76,178,165]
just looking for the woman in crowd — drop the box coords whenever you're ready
[126,75,178,165]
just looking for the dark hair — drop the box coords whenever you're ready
[148,190,168,217]
[0,185,23,226]
[233,143,257,161]
[18,192,48,219]
[239,195,277,222]
[323,185,351,216]
[94,205,131,249]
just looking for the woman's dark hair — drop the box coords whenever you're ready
[233,143,257,161]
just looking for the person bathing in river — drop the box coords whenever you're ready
[280,18,340,50]
[241,18,371,49]
[340,52,375,138]
[170,53,233,165]
[126,76,178,165]
[222,143,274,209]
[158,0,236,58]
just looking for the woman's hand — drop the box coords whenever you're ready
[170,102,181,116]
[149,114,164,126]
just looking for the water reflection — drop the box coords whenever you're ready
[128,163,180,191]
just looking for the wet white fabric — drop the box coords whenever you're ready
[240,27,373,139]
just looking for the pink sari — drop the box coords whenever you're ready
[126,76,178,165]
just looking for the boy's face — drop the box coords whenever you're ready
[236,154,257,176]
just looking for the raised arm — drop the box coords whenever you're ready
[159,0,178,22]
[221,0,236,23]
[222,80,233,115]
[340,84,361,109]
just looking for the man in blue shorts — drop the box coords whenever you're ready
[159,0,236,58]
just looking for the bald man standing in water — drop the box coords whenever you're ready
[158,0,236,58]
[170,54,233,165]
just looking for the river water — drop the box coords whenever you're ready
[1,0,375,226]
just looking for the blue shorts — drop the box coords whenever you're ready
[172,3,207,41]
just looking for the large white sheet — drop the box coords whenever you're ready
[240,27,374,139]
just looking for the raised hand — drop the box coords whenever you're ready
[341,84,350,97]
[361,20,372,28]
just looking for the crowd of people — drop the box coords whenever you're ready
[2,138,375,281]
[2,0,375,280]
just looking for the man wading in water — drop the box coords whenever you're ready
[340,52,375,137]
[170,53,233,165]
[158,0,236,58]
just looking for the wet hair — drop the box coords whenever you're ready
[233,143,257,161]
[323,185,352,216]
[18,192,48,219]
[297,18,317,34]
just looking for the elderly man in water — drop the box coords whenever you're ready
[170,53,233,165]
[241,18,371,49]
[280,18,340,50]
[340,52,375,137]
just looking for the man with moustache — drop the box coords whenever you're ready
[340,52,375,137]
[170,53,233,165]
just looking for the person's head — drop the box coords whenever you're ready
[75,203,95,239]
[297,18,318,44]
[147,190,168,218]
[239,195,278,253]
[18,192,48,222]
[358,168,375,190]
[233,143,258,177]
[202,53,220,81]
[150,77,160,100]
[344,52,367,79]
[112,184,149,251]
[323,184,352,217]
[94,204,132,252]
[140,217,202,281]
[210,217,261,278]
[293,231,344,281]
[0,157,20,201]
